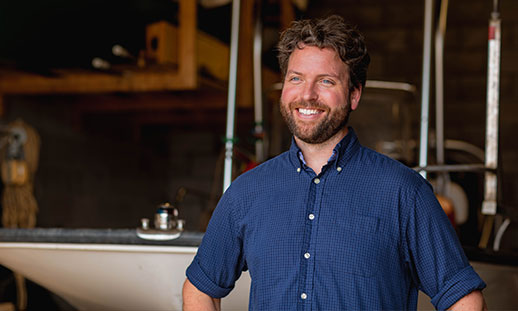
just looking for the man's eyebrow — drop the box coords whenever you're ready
[286,70,341,79]
[286,70,302,75]
[316,73,341,79]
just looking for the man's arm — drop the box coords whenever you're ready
[182,278,221,311]
[449,290,487,311]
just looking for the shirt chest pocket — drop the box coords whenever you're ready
[318,214,382,277]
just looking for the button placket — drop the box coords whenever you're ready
[301,175,325,309]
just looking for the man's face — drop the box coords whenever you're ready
[280,46,361,144]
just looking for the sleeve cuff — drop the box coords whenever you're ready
[431,265,486,310]
[186,257,234,298]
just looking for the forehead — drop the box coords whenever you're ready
[287,46,347,77]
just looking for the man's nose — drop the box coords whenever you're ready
[302,82,318,102]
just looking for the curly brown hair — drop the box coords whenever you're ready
[277,15,370,91]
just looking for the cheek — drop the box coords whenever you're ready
[279,91,291,113]
[281,85,298,103]
[321,91,348,108]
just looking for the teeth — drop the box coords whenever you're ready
[299,108,320,115]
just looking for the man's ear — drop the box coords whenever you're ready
[350,86,362,111]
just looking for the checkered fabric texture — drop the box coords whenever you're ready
[186,128,486,311]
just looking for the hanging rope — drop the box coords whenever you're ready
[0,119,40,311]
[1,119,40,228]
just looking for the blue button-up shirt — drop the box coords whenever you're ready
[186,128,485,310]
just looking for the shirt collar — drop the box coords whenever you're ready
[297,150,337,166]
[289,127,361,171]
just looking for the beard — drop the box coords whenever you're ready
[280,97,352,144]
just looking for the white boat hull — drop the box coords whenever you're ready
[0,242,251,310]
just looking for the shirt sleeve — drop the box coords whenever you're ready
[404,182,486,310]
[186,187,247,298]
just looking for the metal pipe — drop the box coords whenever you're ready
[365,80,417,93]
[223,0,241,193]
[481,0,501,216]
[418,0,434,179]
[444,139,485,163]
[413,163,490,173]
[493,217,510,251]
[435,0,449,194]
[253,6,265,163]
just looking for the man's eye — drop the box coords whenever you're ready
[290,76,301,82]
[322,79,334,85]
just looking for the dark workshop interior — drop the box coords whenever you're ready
[0,0,517,310]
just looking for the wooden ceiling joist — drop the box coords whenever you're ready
[0,0,197,95]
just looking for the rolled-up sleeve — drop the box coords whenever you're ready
[430,265,486,310]
[405,182,486,311]
[186,188,247,298]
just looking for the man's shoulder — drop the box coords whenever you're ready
[225,151,292,192]
[235,150,292,181]
[221,151,294,210]
[356,145,427,188]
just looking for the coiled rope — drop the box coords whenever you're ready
[0,119,40,311]
[1,119,40,228]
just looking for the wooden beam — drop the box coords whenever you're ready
[197,31,230,81]
[178,0,197,88]
[0,69,199,95]
[0,0,198,95]
[236,0,256,109]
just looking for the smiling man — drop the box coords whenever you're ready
[183,15,486,310]
[279,45,361,175]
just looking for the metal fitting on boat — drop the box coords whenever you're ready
[136,202,185,241]
[154,203,177,230]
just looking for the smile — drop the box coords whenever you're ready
[297,108,322,115]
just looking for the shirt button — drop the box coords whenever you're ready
[337,166,342,172]
[304,252,311,259]
[313,178,320,184]
[308,213,315,220]
[301,293,307,300]
[297,167,301,173]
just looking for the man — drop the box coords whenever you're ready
[183,15,486,310]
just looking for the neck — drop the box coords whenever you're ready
[295,127,349,175]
